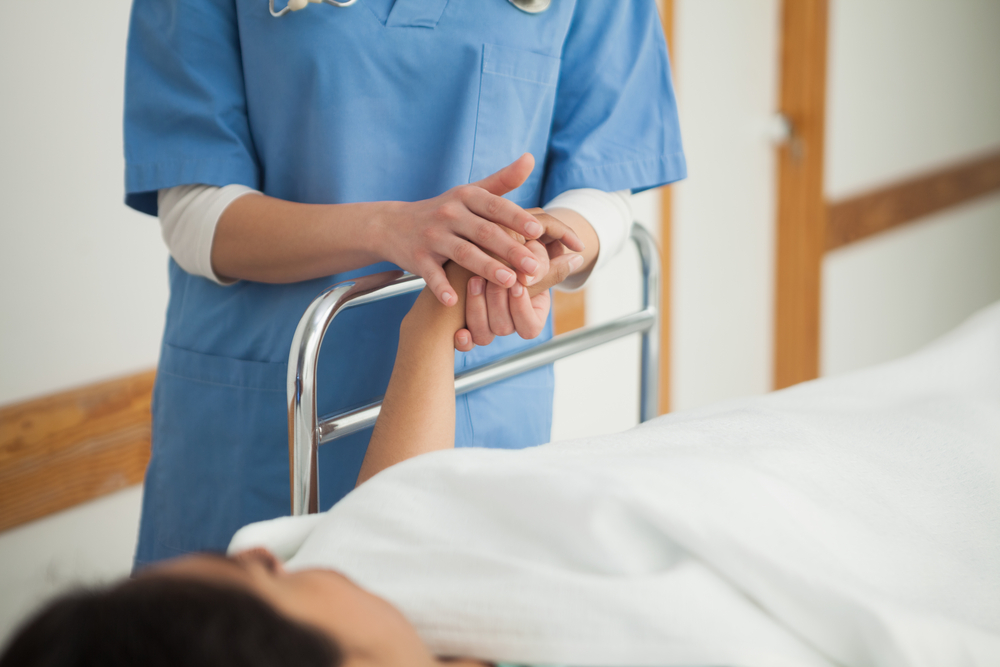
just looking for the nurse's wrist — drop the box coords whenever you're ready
[363,200,406,260]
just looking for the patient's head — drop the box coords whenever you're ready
[1,549,440,667]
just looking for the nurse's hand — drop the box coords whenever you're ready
[379,154,583,307]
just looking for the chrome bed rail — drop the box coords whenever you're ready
[288,224,661,515]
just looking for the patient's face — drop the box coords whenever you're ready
[148,549,438,667]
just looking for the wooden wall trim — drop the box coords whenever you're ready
[659,0,674,415]
[827,150,1000,251]
[774,0,828,390]
[0,371,154,533]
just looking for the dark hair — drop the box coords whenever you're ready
[0,577,342,667]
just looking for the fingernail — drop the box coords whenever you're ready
[470,278,484,296]
[524,220,543,237]
[443,291,455,305]
[496,268,514,285]
[520,257,539,274]
[457,333,469,346]
[569,255,584,271]
[511,282,524,297]
[526,273,539,285]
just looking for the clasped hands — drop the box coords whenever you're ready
[380,153,587,352]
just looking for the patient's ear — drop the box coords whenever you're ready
[233,547,286,575]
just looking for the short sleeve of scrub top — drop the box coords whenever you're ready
[541,1,686,200]
[125,0,261,216]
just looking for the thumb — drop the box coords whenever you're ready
[473,153,535,196]
[528,253,584,297]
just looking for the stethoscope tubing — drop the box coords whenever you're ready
[269,0,358,18]
[269,0,549,18]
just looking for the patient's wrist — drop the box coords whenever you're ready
[403,263,472,336]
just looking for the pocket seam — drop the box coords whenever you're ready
[482,43,561,86]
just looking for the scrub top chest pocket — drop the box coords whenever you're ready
[470,44,561,208]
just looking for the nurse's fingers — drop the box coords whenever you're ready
[449,237,521,289]
[418,259,459,306]
[486,281,515,337]
[451,212,540,282]
[465,277,494,347]
[518,239,549,287]
[473,153,535,198]
[524,208,586,253]
[509,282,547,340]
[463,187,545,241]
[529,251,583,295]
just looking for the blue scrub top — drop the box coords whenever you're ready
[124,0,686,567]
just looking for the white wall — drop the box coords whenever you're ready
[0,487,143,647]
[0,0,169,406]
[0,2,162,645]
[822,0,1000,376]
[669,0,781,410]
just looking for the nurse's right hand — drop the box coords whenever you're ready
[378,154,583,307]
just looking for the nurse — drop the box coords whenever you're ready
[124,0,685,567]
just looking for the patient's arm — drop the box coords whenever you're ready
[357,262,472,486]
[357,249,579,486]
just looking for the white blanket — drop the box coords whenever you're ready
[231,303,1000,667]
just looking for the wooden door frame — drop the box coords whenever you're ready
[659,0,674,414]
[774,0,829,389]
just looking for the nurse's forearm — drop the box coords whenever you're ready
[210,155,582,302]
[357,264,471,486]
[212,194,387,283]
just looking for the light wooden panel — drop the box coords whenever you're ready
[774,0,829,390]
[554,289,586,334]
[827,150,1000,250]
[0,371,154,532]
[659,0,674,415]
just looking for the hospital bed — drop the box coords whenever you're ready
[228,223,1000,666]
[228,277,1000,667]
[286,224,662,515]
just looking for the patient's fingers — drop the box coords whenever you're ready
[465,277,494,347]
[454,329,475,352]
[509,281,545,339]
[486,281,515,336]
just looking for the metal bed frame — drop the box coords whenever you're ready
[286,224,662,515]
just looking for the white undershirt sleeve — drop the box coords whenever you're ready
[157,183,261,285]
[543,189,633,291]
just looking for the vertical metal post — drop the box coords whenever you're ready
[286,271,424,516]
[633,224,661,422]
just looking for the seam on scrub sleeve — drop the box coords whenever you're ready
[543,152,688,205]
[158,184,261,286]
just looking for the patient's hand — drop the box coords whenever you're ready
[454,214,585,350]
[455,244,583,350]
